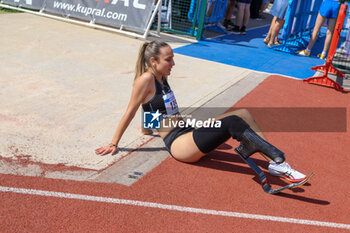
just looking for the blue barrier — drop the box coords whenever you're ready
[188,0,228,37]
[343,2,350,29]
[272,0,323,54]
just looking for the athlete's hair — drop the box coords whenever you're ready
[134,40,170,81]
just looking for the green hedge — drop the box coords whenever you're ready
[0,6,21,14]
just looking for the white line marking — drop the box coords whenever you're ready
[1,185,349,230]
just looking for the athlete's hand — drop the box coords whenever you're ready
[95,144,118,156]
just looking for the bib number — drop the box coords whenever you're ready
[163,91,178,116]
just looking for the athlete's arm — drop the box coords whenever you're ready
[95,73,153,156]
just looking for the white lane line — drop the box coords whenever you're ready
[1,185,349,230]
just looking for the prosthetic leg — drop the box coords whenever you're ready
[234,128,312,194]
[235,128,285,164]
[193,116,312,194]
[239,155,314,194]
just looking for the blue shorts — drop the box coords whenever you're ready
[319,0,340,19]
[269,0,289,19]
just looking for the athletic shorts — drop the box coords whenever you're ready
[163,125,232,155]
[269,0,289,19]
[163,127,194,154]
[319,0,340,19]
[237,0,252,4]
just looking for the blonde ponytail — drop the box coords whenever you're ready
[134,42,149,81]
[134,40,170,81]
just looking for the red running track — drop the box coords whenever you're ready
[1,75,350,232]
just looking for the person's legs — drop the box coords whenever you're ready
[236,2,245,28]
[171,109,285,163]
[264,16,277,44]
[273,18,284,44]
[307,14,326,51]
[215,109,281,161]
[243,3,250,27]
[170,131,205,163]
[298,14,326,56]
[300,0,339,58]
[215,109,265,139]
[223,0,237,29]
[238,3,250,34]
[225,0,236,20]
[170,109,306,182]
[215,110,306,182]
[322,18,336,54]
[267,17,284,47]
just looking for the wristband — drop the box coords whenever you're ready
[109,143,117,147]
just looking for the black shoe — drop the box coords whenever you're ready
[231,25,240,34]
[234,128,285,164]
[223,19,235,30]
[240,26,246,35]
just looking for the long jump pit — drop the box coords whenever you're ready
[0,12,262,185]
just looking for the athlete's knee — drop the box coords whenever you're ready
[192,115,249,154]
[234,108,251,119]
[220,115,250,139]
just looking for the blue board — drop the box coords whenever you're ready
[174,25,331,79]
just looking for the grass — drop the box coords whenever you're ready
[0,6,21,14]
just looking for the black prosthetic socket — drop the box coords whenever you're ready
[223,115,250,139]
[234,128,285,164]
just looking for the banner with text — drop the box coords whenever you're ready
[2,0,155,33]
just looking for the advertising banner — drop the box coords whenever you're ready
[44,0,155,33]
[2,0,156,33]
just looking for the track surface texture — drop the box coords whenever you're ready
[1,76,350,233]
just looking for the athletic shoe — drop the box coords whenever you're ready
[240,26,246,35]
[298,49,310,56]
[223,19,235,30]
[230,25,240,34]
[317,53,326,59]
[268,161,306,183]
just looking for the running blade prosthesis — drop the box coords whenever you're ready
[238,155,313,194]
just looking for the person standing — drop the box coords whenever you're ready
[230,0,252,34]
[223,0,237,30]
[263,0,289,47]
[298,0,340,59]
